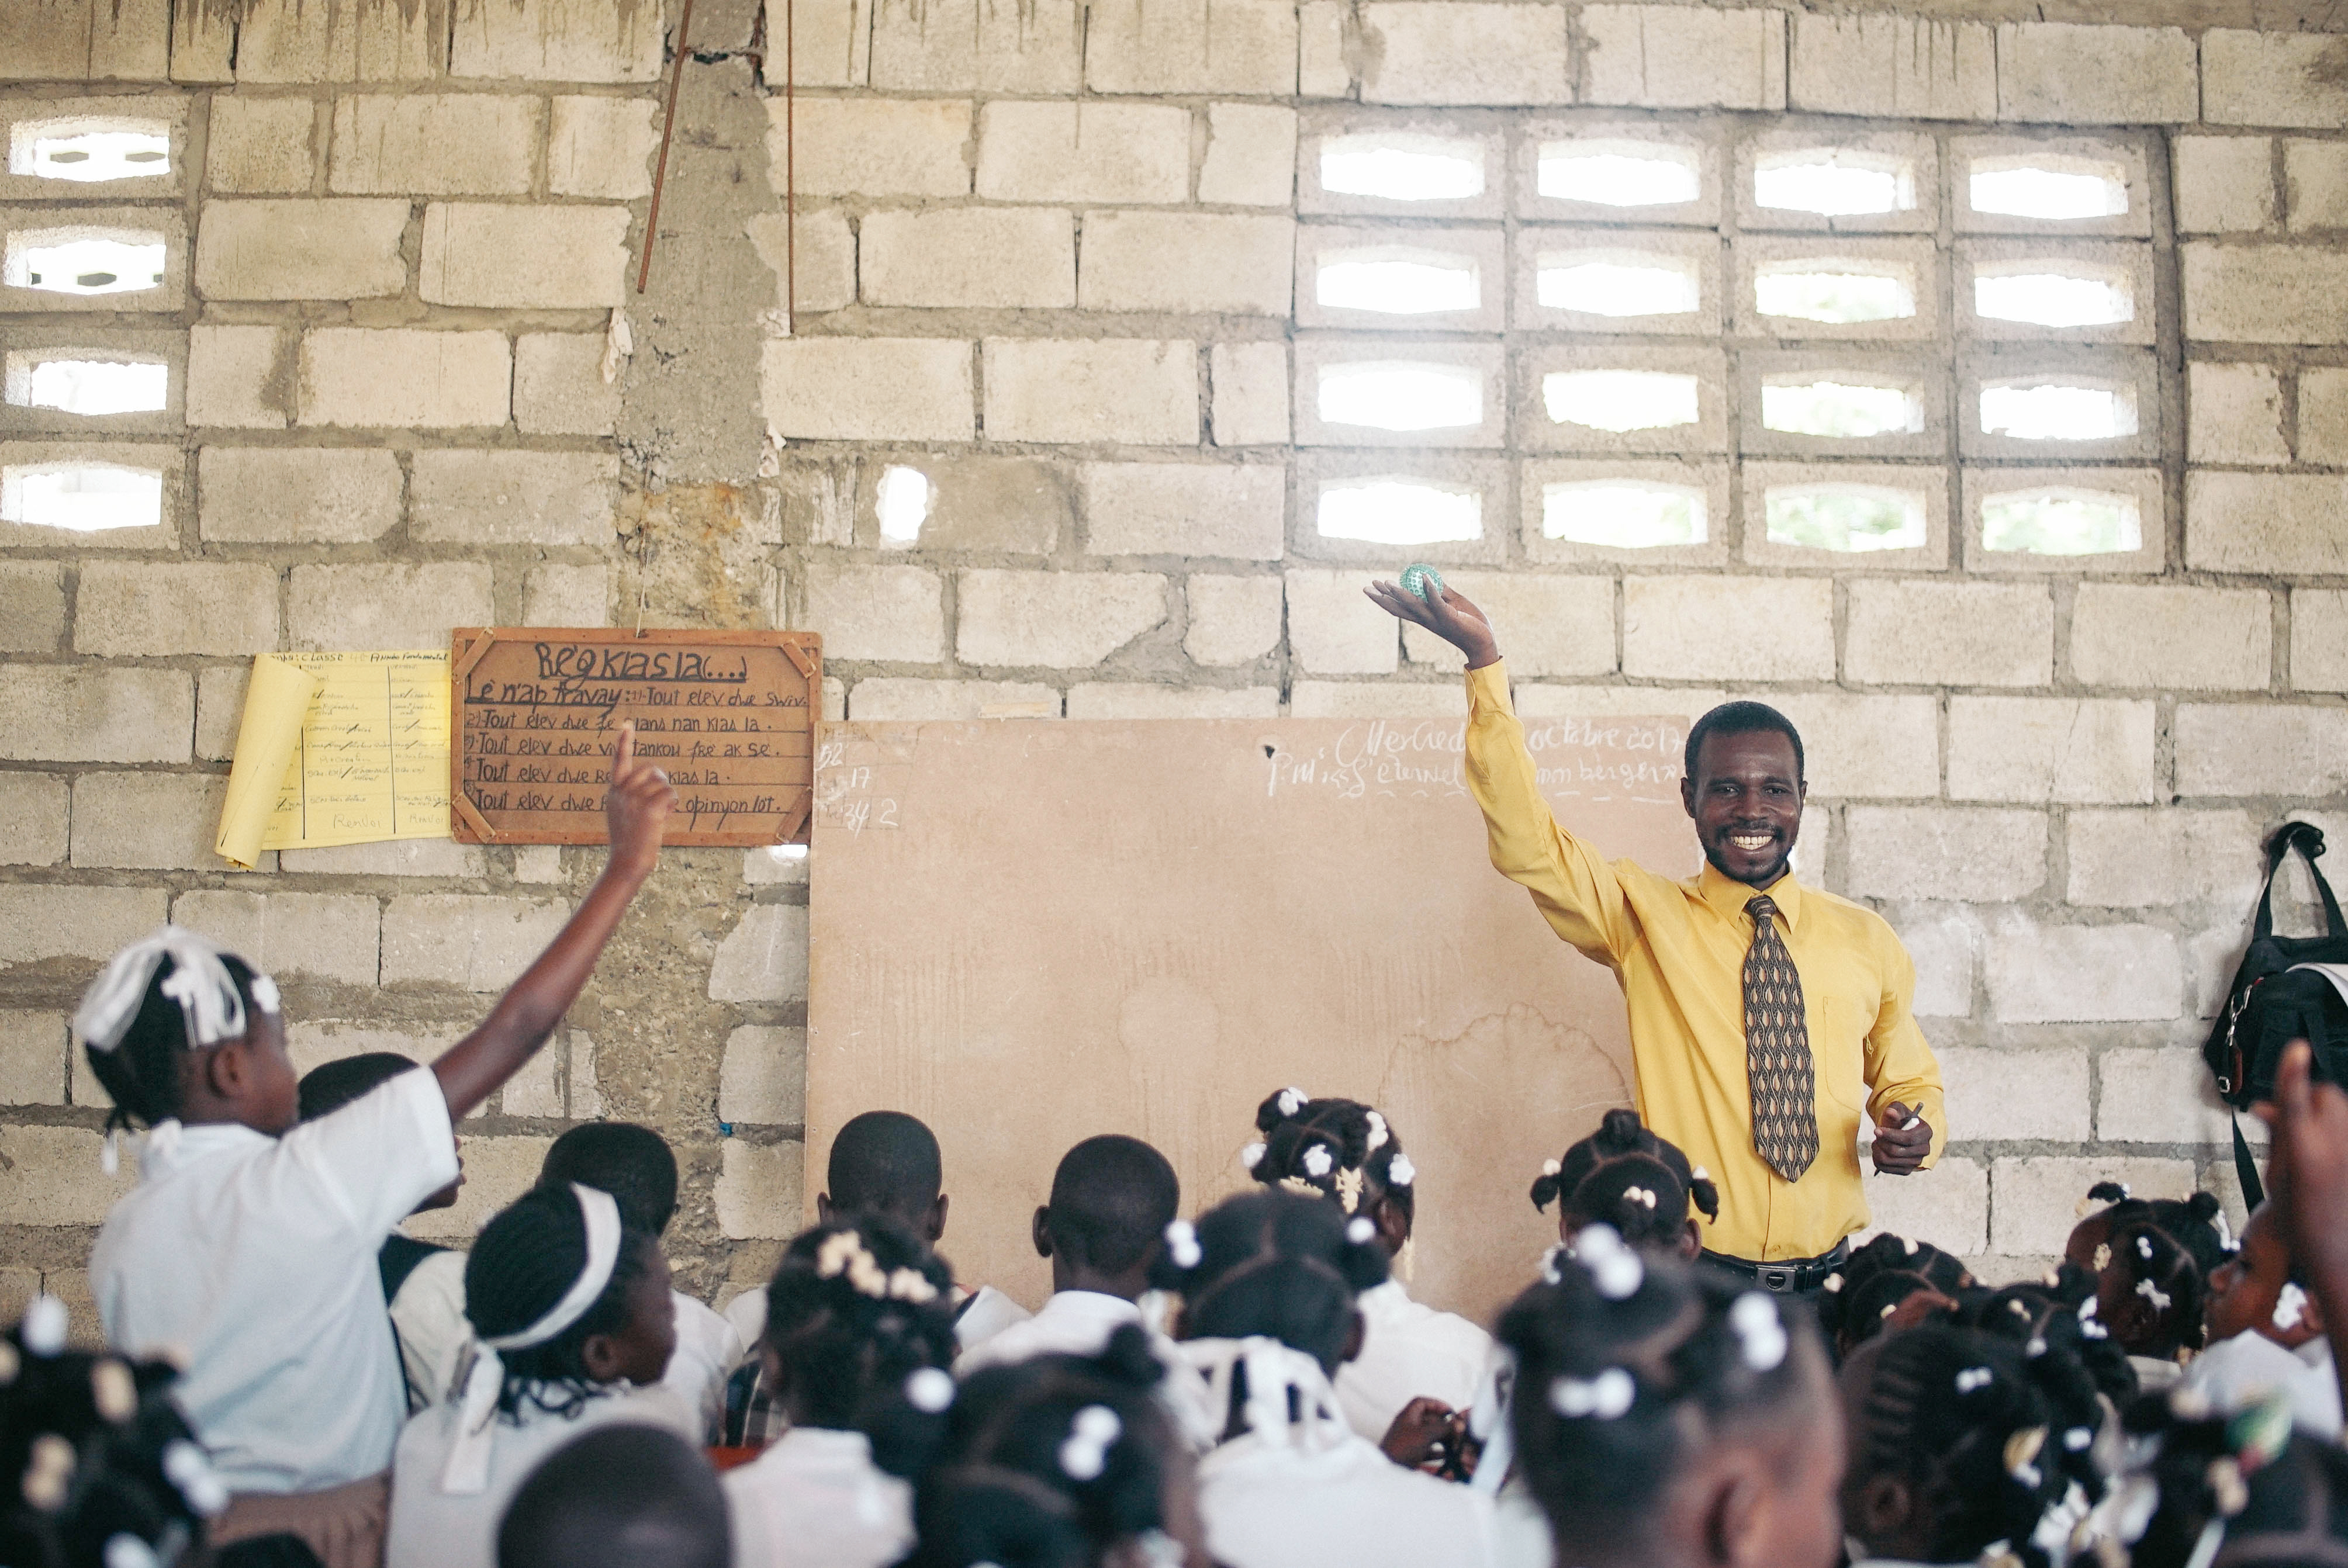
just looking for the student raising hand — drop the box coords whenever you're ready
[2256,1040,2348,1417]
[606,719,678,875]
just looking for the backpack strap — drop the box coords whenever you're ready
[2233,1112,2265,1212]
[2255,822,2346,942]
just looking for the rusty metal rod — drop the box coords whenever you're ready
[637,0,696,295]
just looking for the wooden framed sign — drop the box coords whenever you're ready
[449,627,819,846]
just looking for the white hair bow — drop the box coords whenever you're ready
[74,926,268,1058]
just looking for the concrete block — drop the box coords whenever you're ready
[2175,137,2276,234]
[0,1126,138,1227]
[717,1139,804,1240]
[500,1035,561,1116]
[0,1012,66,1106]
[763,338,973,442]
[956,570,1168,668]
[0,667,189,764]
[720,1024,806,1125]
[750,209,856,319]
[2294,589,2348,692]
[1946,697,2155,805]
[170,890,379,986]
[1078,213,1294,316]
[420,203,629,308]
[770,0,876,87]
[298,328,510,429]
[199,447,401,545]
[514,334,622,437]
[870,0,1080,91]
[848,680,1060,720]
[2098,1045,2267,1145]
[194,199,408,300]
[1860,1156,1987,1258]
[448,0,664,81]
[1941,1044,2091,1143]
[2175,704,2348,797]
[1582,5,1784,110]
[278,838,487,877]
[1185,574,1283,667]
[75,562,277,658]
[2286,141,2348,229]
[1358,2,1568,105]
[0,884,166,967]
[0,774,68,867]
[1289,683,1464,718]
[1844,808,2048,902]
[708,902,809,1002]
[1201,105,1296,206]
[2298,368,2348,465]
[548,95,659,198]
[1622,576,1833,683]
[798,562,945,663]
[1994,22,2197,124]
[186,325,292,430]
[1991,1155,2196,1257]
[406,1135,556,1242]
[0,563,65,653]
[1889,907,1974,1017]
[1066,684,1278,719]
[1766,694,1938,801]
[1845,581,2052,688]
[1986,923,2180,1023]
[975,102,1188,205]
[0,0,171,82]
[1787,15,1994,120]
[2183,246,2348,344]
[2072,584,2271,691]
[1299,1,1348,96]
[983,339,1197,445]
[521,564,611,627]
[1402,572,1613,679]
[2188,473,2348,572]
[1212,342,1290,447]
[2205,31,2348,129]
[195,665,243,762]
[1084,0,1295,94]
[1082,464,1285,560]
[286,563,495,652]
[1287,569,1396,676]
[381,894,570,990]
[784,99,971,198]
[2188,363,2287,465]
[859,207,1074,309]
[207,95,317,192]
[851,456,1067,554]
[410,451,617,548]
[213,0,446,81]
[329,95,541,195]
[512,846,563,886]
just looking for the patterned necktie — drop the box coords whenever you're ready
[1743,895,1818,1183]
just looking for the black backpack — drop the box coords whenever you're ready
[2202,821,2348,1205]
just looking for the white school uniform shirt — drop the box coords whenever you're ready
[2181,1330,2342,1440]
[727,1282,1033,1361]
[89,1067,460,1495]
[956,1289,1218,1448]
[1334,1280,1493,1442]
[667,1289,748,1444]
[389,1249,471,1411]
[385,1382,697,1568]
[725,1425,915,1568]
[1488,1482,1552,1568]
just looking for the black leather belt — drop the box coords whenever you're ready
[1699,1240,1850,1294]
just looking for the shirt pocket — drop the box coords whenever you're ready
[1807,995,1870,1115]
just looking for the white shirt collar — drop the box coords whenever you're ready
[1037,1290,1143,1327]
[137,1118,269,1181]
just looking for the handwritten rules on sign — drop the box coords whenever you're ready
[449,628,821,847]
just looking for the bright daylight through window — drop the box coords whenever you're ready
[1762,379,1923,438]
[1979,382,2136,442]
[1980,489,2142,555]
[1754,151,1914,216]
[1538,254,1700,316]
[1538,141,1702,206]
[1317,364,1482,432]
[11,122,170,182]
[1765,485,1927,552]
[5,233,167,295]
[4,356,168,416]
[1974,266,2133,328]
[875,465,931,545]
[1541,481,1707,548]
[1315,248,1480,315]
[1320,134,1484,201]
[1968,157,2129,220]
[1317,479,1482,544]
[1541,371,1699,432]
[1754,262,1915,324]
[1,462,164,532]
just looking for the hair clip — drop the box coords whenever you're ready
[1573,1224,1643,1300]
[1540,1158,1562,1177]
[1347,1216,1375,1246]
[2008,1299,2032,1318]
[1540,1242,1569,1286]
[1334,1165,1365,1213]
[2135,1279,2173,1313]
[1977,1543,2023,1568]
[1302,1144,1334,1179]
[1135,1530,1185,1568]
[1164,1219,1202,1270]
[91,1359,136,1422]
[1277,1086,1307,1118]
[2065,1427,2093,1452]
[1548,1368,1634,1420]
[887,1268,939,1304]
[2042,1268,2064,1289]
[1901,1237,1920,1256]
[1058,1405,1122,1481]
[2090,1243,2112,1274]
[906,1366,955,1413]
[1386,1152,1416,1187]
[1689,1165,1709,1182]
[23,1432,73,1510]
[2027,1337,2048,1358]
[1365,1110,1389,1152]
[248,973,281,1015]
[1879,1303,1899,1320]
[105,1535,161,1568]
[1730,1293,1788,1372]
[2273,1282,2308,1332]
[1623,1186,1657,1210]
[1956,1366,1994,1394]
[1821,1272,1844,1294]
[162,1440,227,1516]
[22,1296,66,1358]
[2212,1210,2233,1251]
[2137,1235,2156,1262]
[2005,1427,2046,1486]
[2208,1456,2249,1518]
[1240,1141,1266,1170]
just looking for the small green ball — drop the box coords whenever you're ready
[1400,564,1446,601]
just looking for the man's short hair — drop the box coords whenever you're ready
[538,1123,679,1235]
[1683,701,1805,784]
[827,1110,943,1225]
[1045,1134,1180,1274]
[497,1425,728,1568]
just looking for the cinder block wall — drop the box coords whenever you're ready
[5,0,2347,1322]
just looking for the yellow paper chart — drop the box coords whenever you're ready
[215,651,452,868]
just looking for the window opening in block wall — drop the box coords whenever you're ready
[4,232,166,296]
[0,462,162,532]
[1316,477,1482,544]
[1315,247,1480,315]
[876,465,932,545]
[1753,259,1915,324]
[1980,487,2141,555]
[1764,484,1927,552]
[9,120,170,182]
[1754,150,1915,217]
[1968,155,2129,221]
[1979,380,2136,442]
[3,354,168,416]
[1973,262,2133,328]
[1538,252,1701,317]
[1538,140,1701,207]
[1761,377,1924,438]
[1541,480,1706,548]
[1318,362,1482,432]
[1541,371,1700,433]
[1319,134,1485,202]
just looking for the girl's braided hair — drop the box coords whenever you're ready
[1964,1272,2139,1409]
[1147,1189,1389,1372]
[1243,1090,1412,1227]
[462,1185,657,1420]
[85,953,265,1135]
[2094,1191,2229,1359]
[1529,1109,1720,1252]
[2112,1387,2348,1568]
[1818,1231,1975,1351]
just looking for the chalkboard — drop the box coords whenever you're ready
[449,627,819,846]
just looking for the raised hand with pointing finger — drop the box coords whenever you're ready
[605,719,679,875]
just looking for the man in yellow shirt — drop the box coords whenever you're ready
[1367,577,1943,1294]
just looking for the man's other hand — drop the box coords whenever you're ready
[1364,579,1501,669]
[1871,1101,1931,1175]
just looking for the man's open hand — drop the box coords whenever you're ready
[605,721,676,877]
[1871,1101,1931,1175]
[1364,579,1502,669]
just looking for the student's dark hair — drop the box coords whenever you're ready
[1817,1231,1975,1350]
[1246,1089,1413,1230]
[496,1424,730,1568]
[84,951,264,1134]
[0,1305,216,1568]
[1044,1136,1179,1276]
[1964,1274,2138,1408]
[1151,1189,1389,1373]
[296,1051,420,1122]
[1684,701,1805,784]
[1844,1324,2106,1568]
[900,1327,1174,1568]
[538,1123,680,1236]
[2099,1190,2228,1358]
[760,1217,959,1467]
[827,1110,944,1225]
[1531,1108,1719,1251]
[2118,1391,2348,1568]
[465,1185,658,1420]
[215,1537,326,1568]
[1499,1238,1824,1558]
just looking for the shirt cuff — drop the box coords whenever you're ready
[1465,658,1512,714]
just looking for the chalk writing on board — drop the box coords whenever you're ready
[811,737,904,833]
[1264,718,1686,806]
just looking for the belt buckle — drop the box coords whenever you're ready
[1757,1265,1797,1294]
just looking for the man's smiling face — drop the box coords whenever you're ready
[1680,727,1806,888]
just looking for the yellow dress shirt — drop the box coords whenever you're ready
[1463,661,1945,1263]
